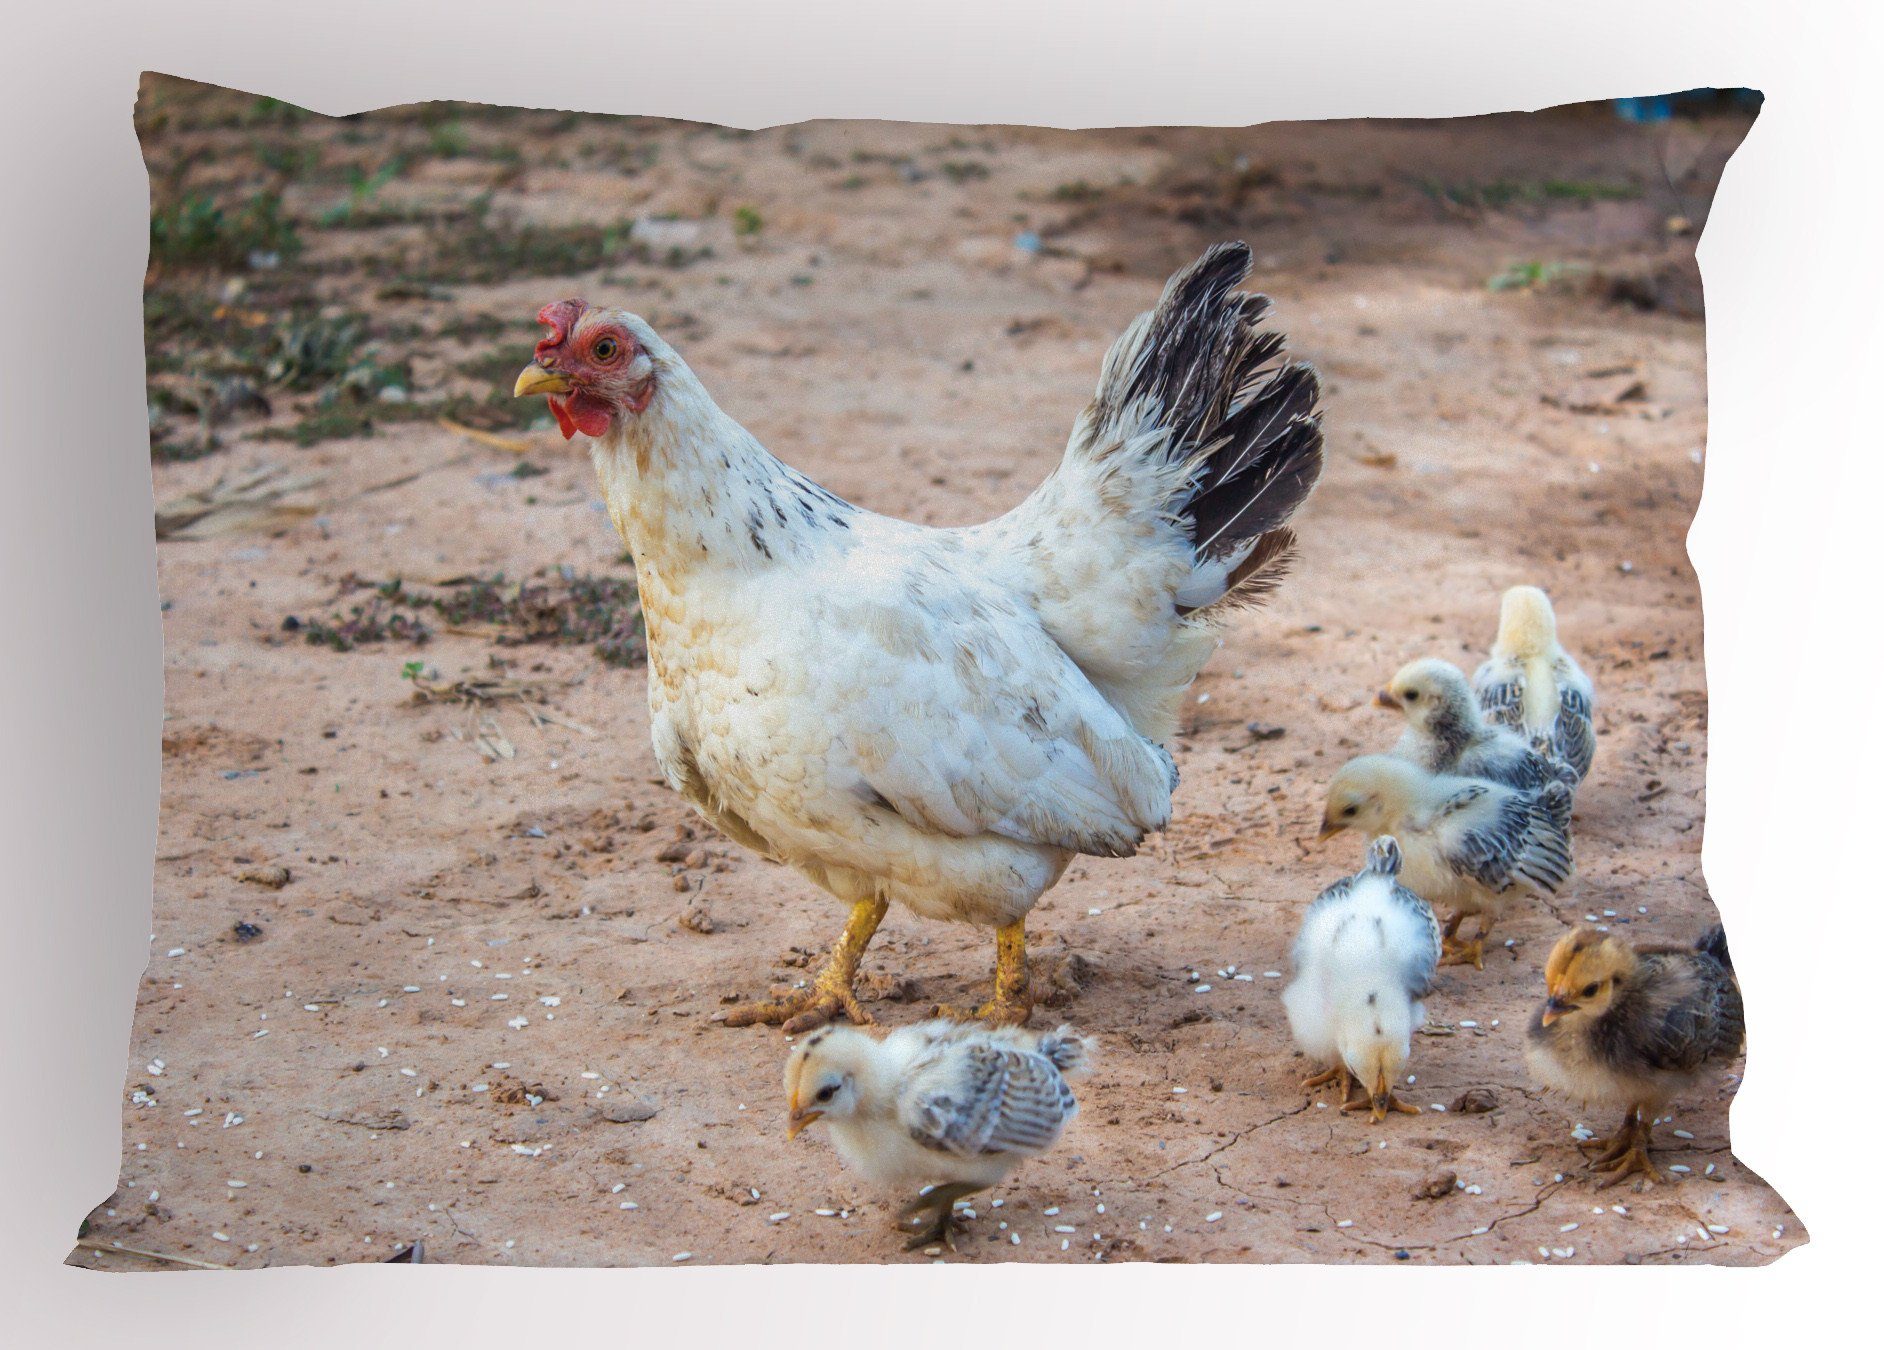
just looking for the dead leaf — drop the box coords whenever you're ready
[1544,366,1651,415]
[601,1098,660,1123]
[318,1109,411,1131]
[409,674,564,706]
[155,464,326,541]
[475,717,515,761]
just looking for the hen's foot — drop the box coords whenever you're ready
[724,977,872,1035]
[932,919,1033,1026]
[932,990,1033,1027]
[722,896,888,1034]
[900,1183,980,1253]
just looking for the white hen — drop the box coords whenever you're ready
[1283,837,1442,1121]
[784,1020,1092,1249]
[515,244,1323,1030]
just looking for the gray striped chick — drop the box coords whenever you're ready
[1379,657,1578,792]
[1473,585,1596,782]
[1526,924,1743,1187]
[784,1019,1092,1250]
[1283,837,1442,1121]
[1318,755,1573,968]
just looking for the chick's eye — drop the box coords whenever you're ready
[1581,982,1599,998]
[815,1084,838,1102]
[592,337,619,361]
[1404,690,1418,701]
[1342,805,1357,817]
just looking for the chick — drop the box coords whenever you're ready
[1283,836,1442,1121]
[1318,755,1573,968]
[1473,585,1596,782]
[1525,925,1743,1187]
[1379,657,1578,792]
[783,1019,1092,1250]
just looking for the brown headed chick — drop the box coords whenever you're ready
[1525,924,1743,1187]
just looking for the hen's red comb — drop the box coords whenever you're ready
[534,299,589,357]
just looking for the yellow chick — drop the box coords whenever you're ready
[1380,657,1578,792]
[1525,925,1743,1187]
[1473,585,1596,782]
[1319,754,1573,967]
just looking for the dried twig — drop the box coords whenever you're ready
[436,417,534,455]
[72,1237,232,1271]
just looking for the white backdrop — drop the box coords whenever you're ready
[1,1,1875,1344]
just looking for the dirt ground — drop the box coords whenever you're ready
[78,79,1800,1269]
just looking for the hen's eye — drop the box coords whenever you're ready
[592,337,619,361]
[1580,982,1599,998]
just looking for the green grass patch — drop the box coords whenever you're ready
[149,191,301,268]
[291,570,645,666]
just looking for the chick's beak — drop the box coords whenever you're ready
[1374,689,1400,710]
[1316,820,1344,843]
[1540,996,1573,1027]
[785,1090,823,1140]
[514,362,572,398]
[1370,1070,1392,1124]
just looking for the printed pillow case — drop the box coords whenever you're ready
[84,75,1794,1270]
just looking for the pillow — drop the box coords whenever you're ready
[83,74,1791,1269]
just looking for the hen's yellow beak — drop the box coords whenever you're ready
[514,363,572,398]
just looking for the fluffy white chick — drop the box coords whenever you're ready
[784,1019,1092,1250]
[1283,837,1442,1121]
[1381,657,1577,792]
[1473,586,1596,782]
[1319,755,1573,968]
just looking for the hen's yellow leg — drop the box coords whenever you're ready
[724,896,888,1034]
[934,919,1033,1026]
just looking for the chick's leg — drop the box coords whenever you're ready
[723,895,888,1034]
[1342,1087,1423,1123]
[1441,913,1488,969]
[1301,1065,1353,1105]
[899,1182,983,1252]
[1590,1107,1662,1188]
[935,919,1033,1026]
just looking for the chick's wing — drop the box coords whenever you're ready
[903,1043,1077,1157]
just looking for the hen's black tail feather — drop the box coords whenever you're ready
[1118,243,1324,609]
